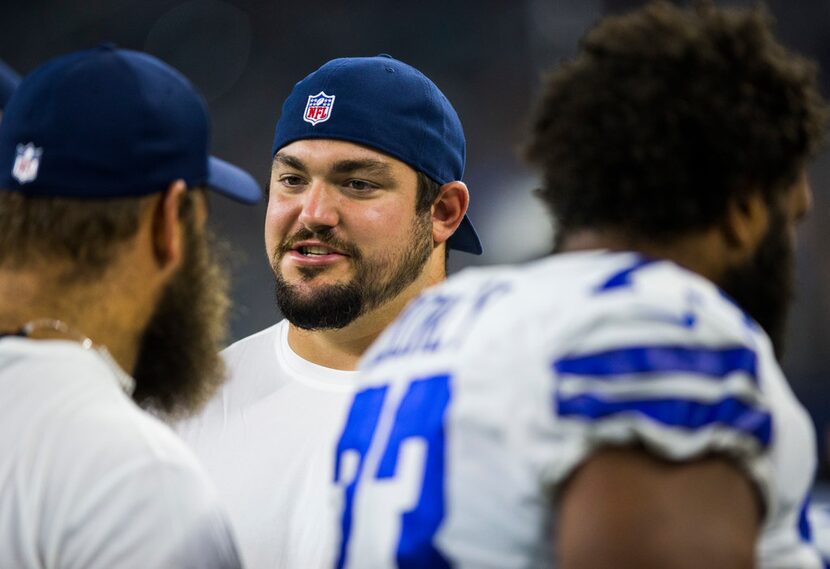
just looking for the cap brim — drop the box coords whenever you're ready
[448,214,483,255]
[0,60,21,110]
[207,156,262,204]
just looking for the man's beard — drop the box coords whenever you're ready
[719,207,794,359]
[273,212,434,330]
[131,217,231,419]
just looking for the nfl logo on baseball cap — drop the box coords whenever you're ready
[11,143,42,184]
[304,92,335,125]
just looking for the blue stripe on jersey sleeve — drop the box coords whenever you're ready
[594,256,656,293]
[800,496,813,542]
[556,394,772,448]
[554,345,758,384]
[797,497,830,568]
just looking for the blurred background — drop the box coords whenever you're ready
[2,0,829,478]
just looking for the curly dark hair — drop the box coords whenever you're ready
[525,1,828,241]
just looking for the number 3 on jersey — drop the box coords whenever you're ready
[334,373,452,569]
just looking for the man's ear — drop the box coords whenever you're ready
[721,190,770,258]
[151,180,188,273]
[431,181,470,247]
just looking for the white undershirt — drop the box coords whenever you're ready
[175,320,358,569]
[0,337,240,569]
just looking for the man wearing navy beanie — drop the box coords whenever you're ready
[176,55,481,568]
[0,46,262,568]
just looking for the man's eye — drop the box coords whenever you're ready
[280,175,304,187]
[347,180,376,191]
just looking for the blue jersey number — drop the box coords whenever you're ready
[335,374,452,569]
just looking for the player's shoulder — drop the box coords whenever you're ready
[174,321,287,435]
[218,319,287,397]
[426,250,752,340]
[0,349,240,568]
[361,251,766,380]
[359,261,522,370]
[568,251,760,343]
[44,402,238,567]
[221,320,285,364]
[5,348,213,488]
[359,252,627,373]
[425,250,725,306]
[60,380,207,471]
[516,254,776,501]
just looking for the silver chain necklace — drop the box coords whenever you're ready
[7,318,135,395]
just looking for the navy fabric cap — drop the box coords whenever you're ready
[0,45,261,204]
[0,60,20,110]
[272,55,482,255]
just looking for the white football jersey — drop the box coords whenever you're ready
[334,251,822,568]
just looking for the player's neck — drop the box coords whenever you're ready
[558,228,727,284]
[0,268,151,376]
[286,256,446,371]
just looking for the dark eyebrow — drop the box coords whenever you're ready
[330,159,392,176]
[273,153,307,172]
[273,154,394,178]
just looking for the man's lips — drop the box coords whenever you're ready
[284,240,350,266]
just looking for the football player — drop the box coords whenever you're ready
[334,3,828,568]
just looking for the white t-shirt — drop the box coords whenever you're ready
[175,320,358,569]
[0,337,241,569]
[336,251,822,569]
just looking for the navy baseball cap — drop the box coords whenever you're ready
[272,55,482,255]
[0,60,20,111]
[0,45,261,204]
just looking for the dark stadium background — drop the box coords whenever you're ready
[3,0,830,482]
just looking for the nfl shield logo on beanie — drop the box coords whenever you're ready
[303,92,335,125]
[11,143,42,184]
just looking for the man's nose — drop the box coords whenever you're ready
[298,181,339,231]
